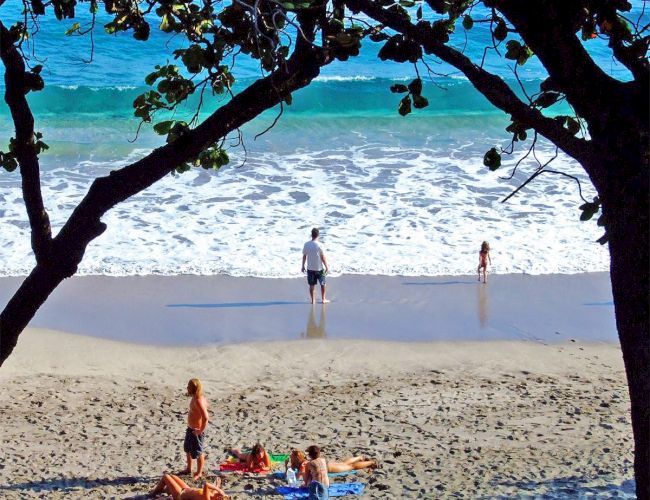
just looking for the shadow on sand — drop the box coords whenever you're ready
[491,476,636,498]
[166,301,305,308]
[402,280,478,286]
[0,475,154,496]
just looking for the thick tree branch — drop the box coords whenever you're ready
[490,0,641,134]
[1,12,330,366]
[0,21,52,262]
[349,0,593,167]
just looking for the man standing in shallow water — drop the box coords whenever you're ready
[301,228,330,304]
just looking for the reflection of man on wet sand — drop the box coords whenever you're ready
[301,304,327,339]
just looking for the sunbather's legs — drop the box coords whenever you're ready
[327,459,376,473]
[149,473,187,499]
[229,448,250,462]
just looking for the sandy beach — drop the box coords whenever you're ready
[0,322,634,498]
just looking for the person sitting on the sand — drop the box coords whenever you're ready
[148,473,228,499]
[304,445,330,499]
[228,443,272,471]
[286,448,377,480]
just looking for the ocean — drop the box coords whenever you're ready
[1,2,635,278]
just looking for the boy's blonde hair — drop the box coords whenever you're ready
[187,378,203,397]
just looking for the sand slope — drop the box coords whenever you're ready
[0,329,634,498]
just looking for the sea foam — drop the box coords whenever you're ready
[0,117,609,278]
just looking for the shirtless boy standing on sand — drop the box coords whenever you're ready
[180,378,209,480]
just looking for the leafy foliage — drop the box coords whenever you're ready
[390,78,428,116]
[483,147,501,171]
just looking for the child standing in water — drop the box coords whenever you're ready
[477,241,492,284]
[180,378,209,480]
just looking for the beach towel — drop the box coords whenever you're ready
[273,470,358,480]
[275,483,365,498]
[219,462,271,474]
[269,453,290,463]
[231,450,288,463]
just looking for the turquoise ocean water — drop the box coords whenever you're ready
[0,2,643,277]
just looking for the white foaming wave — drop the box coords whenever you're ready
[0,139,609,278]
[314,75,377,82]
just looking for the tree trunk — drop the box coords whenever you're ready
[0,263,69,363]
[602,157,649,499]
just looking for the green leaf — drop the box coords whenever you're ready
[104,21,117,35]
[175,162,192,174]
[398,95,412,116]
[153,120,174,135]
[24,72,44,92]
[416,6,422,20]
[65,22,80,36]
[159,14,174,33]
[399,0,416,6]
[483,147,501,170]
[133,22,151,41]
[145,71,159,86]
[281,2,295,9]
[504,40,522,60]
[503,40,533,65]
[408,78,422,95]
[493,19,507,41]
[462,15,473,30]
[579,199,600,221]
[390,84,408,93]
[413,94,429,109]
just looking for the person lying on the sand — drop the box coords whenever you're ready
[148,473,228,499]
[286,448,378,480]
[228,443,272,471]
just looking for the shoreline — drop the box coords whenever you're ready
[0,329,634,498]
[0,272,617,346]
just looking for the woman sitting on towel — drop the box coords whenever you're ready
[229,443,272,471]
[148,473,229,499]
[287,448,377,479]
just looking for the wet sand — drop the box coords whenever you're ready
[0,272,617,345]
[0,326,634,498]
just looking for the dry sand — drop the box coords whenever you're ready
[0,328,634,498]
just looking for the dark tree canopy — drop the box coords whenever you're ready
[0,0,648,496]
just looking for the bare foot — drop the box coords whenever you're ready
[321,299,331,304]
[177,468,191,476]
[193,472,203,481]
